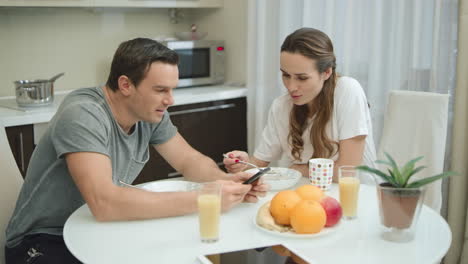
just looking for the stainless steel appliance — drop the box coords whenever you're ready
[14,72,64,107]
[162,40,225,88]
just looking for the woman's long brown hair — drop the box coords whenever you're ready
[281,28,339,161]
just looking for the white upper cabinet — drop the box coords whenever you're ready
[94,0,222,8]
[0,0,222,8]
[0,0,94,7]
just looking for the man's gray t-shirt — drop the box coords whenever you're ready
[5,87,177,247]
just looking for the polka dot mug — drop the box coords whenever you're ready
[308,158,334,191]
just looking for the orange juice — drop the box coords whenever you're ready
[198,194,221,242]
[339,177,360,219]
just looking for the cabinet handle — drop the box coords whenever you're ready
[169,103,236,116]
[19,132,25,172]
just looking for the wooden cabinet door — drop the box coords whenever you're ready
[133,97,247,184]
[5,125,35,178]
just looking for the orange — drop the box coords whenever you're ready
[290,200,326,234]
[295,184,324,201]
[269,190,302,225]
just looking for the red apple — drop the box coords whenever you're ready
[320,196,342,227]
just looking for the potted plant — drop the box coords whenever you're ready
[356,152,455,241]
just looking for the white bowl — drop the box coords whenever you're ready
[140,181,191,192]
[245,167,302,191]
[175,31,208,40]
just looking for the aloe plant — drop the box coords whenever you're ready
[356,152,456,188]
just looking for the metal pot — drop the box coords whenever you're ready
[14,72,64,107]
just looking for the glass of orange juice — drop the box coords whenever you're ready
[339,166,360,220]
[196,182,222,243]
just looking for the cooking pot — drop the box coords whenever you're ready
[14,72,64,107]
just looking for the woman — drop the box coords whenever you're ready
[225,28,376,183]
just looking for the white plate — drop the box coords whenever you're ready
[246,167,302,190]
[253,215,341,238]
[140,181,192,192]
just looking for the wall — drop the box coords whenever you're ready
[191,0,247,86]
[0,4,248,97]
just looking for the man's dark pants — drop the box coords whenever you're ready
[5,233,81,264]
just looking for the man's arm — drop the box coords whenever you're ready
[67,133,253,221]
[155,133,267,202]
[154,132,229,182]
[66,152,199,221]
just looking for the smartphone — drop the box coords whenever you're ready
[242,167,271,184]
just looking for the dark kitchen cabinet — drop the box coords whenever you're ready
[3,97,247,183]
[5,125,35,178]
[133,97,247,184]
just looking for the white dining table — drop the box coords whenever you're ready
[63,178,451,264]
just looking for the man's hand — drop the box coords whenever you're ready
[217,180,252,212]
[230,171,270,203]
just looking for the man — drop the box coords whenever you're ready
[4,38,268,263]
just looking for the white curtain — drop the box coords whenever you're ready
[246,1,458,263]
[246,0,458,156]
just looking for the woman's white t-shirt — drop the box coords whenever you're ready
[254,76,376,184]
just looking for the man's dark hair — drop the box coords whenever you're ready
[106,38,179,91]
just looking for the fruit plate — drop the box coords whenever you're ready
[253,217,341,238]
[245,167,301,191]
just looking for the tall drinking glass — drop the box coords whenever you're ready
[339,166,360,220]
[196,182,222,243]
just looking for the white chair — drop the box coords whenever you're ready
[0,126,23,264]
[377,90,449,213]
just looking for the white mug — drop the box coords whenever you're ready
[308,158,334,191]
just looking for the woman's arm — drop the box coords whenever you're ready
[223,151,270,172]
[333,135,366,182]
[289,135,366,181]
[289,164,308,177]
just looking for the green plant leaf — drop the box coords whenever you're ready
[375,159,393,167]
[384,152,398,169]
[387,169,403,187]
[356,165,396,185]
[400,156,424,185]
[384,152,403,186]
[403,165,427,186]
[406,171,457,188]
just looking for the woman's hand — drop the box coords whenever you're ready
[223,150,250,173]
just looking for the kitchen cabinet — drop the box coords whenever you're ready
[5,125,34,178]
[2,94,246,183]
[0,0,222,8]
[0,0,93,7]
[133,97,247,184]
[93,0,222,8]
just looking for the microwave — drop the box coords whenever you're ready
[162,40,225,88]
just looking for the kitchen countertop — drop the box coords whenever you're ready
[0,85,247,127]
